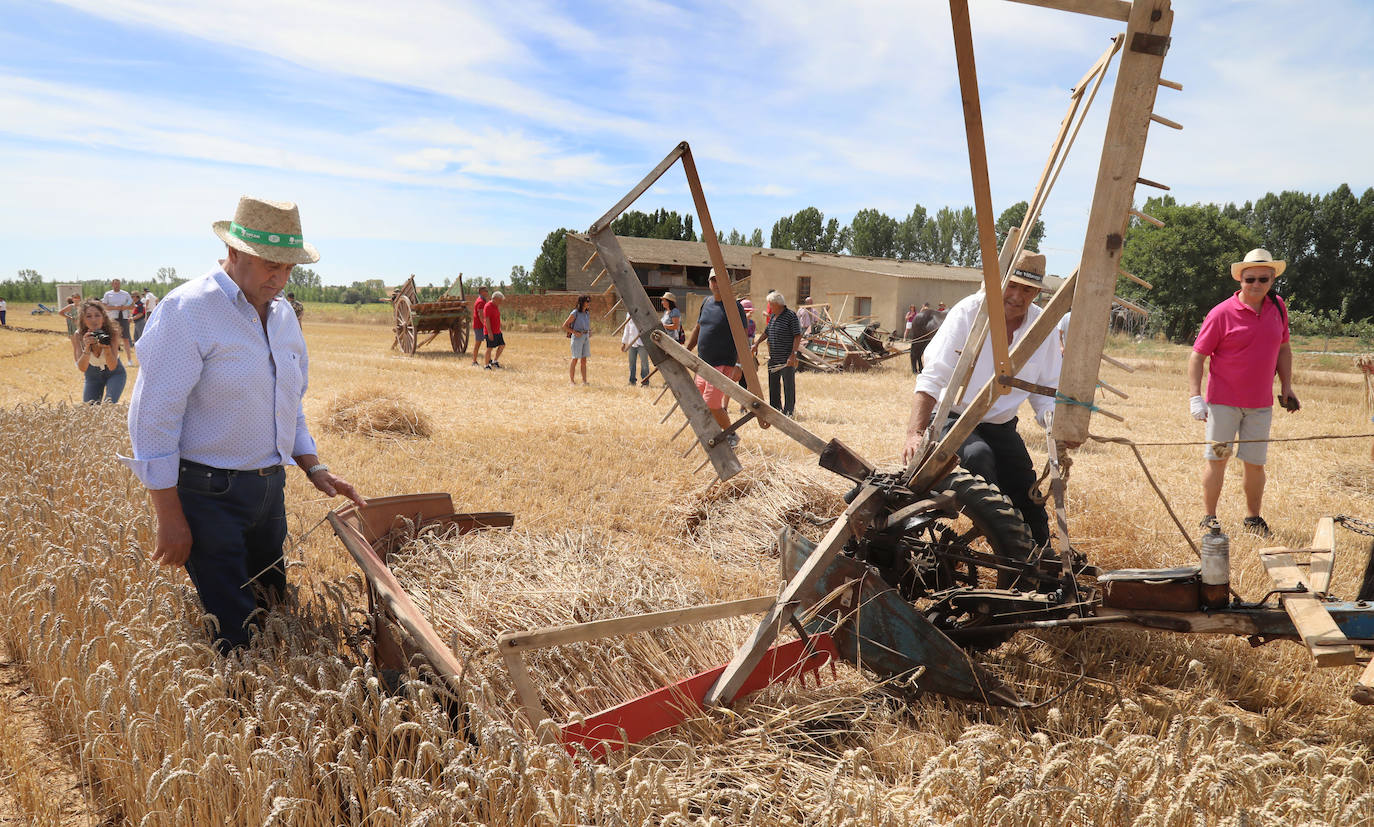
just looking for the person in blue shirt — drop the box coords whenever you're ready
[685,271,748,444]
[123,196,365,653]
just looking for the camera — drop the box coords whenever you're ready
[92,329,111,345]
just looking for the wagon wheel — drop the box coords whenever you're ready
[394,295,417,355]
[449,315,469,353]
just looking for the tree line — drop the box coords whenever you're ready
[1120,185,1374,341]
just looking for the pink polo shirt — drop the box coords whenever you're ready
[1193,292,1289,408]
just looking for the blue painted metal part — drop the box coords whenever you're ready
[782,529,1026,707]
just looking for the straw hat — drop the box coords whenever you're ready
[1007,251,1049,291]
[659,291,678,303]
[1230,248,1286,279]
[212,196,320,265]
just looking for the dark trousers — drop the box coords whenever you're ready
[943,414,1049,546]
[769,364,796,416]
[177,461,288,653]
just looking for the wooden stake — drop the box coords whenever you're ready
[1158,78,1183,91]
[612,313,630,337]
[1149,113,1183,130]
[671,418,691,442]
[1097,378,1129,399]
[1118,268,1153,289]
[695,456,713,474]
[580,250,600,271]
[1135,176,1170,190]
[589,268,608,288]
[659,401,680,424]
[1115,295,1151,316]
[654,384,670,405]
[1130,208,1165,227]
[1101,351,1135,373]
[603,298,623,319]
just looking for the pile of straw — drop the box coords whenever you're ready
[321,387,433,438]
[670,456,846,567]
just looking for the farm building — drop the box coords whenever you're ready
[748,250,986,332]
[564,233,760,296]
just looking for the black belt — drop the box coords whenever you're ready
[180,459,284,477]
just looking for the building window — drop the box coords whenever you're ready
[797,276,812,307]
[854,296,872,320]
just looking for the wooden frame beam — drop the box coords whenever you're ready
[1003,0,1131,21]
[1259,548,1358,667]
[1055,0,1173,443]
[1309,516,1336,595]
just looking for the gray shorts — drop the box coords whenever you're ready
[1204,403,1273,464]
[570,334,590,359]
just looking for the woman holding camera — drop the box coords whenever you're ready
[72,300,126,404]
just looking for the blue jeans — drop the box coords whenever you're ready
[627,345,650,382]
[177,461,288,653]
[83,362,126,404]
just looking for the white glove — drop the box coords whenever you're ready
[1189,395,1207,421]
[1035,407,1052,429]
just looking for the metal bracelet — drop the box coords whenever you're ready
[305,463,329,476]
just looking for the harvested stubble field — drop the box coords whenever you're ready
[3,304,1374,825]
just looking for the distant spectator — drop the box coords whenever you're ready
[0,297,6,326]
[62,295,80,335]
[483,291,505,369]
[142,289,158,317]
[765,291,802,417]
[904,305,917,339]
[659,292,683,342]
[563,294,592,385]
[797,297,817,333]
[741,298,757,341]
[72,300,125,404]
[100,279,137,365]
[622,312,650,387]
[287,291,304,321]
[470,285,489,366]
[130,291,147,341]
[936,301,946,312]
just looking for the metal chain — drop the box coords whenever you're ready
[1335,515,1374,537]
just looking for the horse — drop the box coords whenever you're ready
[907,308,946,373]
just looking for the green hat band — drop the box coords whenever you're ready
[229,222,305,249]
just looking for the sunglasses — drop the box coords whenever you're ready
[1243,276,1272,284]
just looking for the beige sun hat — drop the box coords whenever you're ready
[212,196,320,265]
[660,291,678,303]
[1007,251,1049,291]
[1230,248,1286,280]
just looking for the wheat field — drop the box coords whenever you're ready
[3,303,1374,825]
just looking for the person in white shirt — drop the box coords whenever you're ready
[901,251,1063,547]
[621,312,651,386]
[100,278,138,364]
[122,196,364,653]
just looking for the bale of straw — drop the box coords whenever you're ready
[322,388,433,438]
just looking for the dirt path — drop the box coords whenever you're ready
[0,640,102,826]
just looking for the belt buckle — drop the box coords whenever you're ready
[256,466,278,476]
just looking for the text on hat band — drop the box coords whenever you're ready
[229,222,305,249]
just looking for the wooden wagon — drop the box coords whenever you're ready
[391,275,472,355]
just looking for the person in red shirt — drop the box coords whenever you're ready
[483,291,505,369]
[470,285,488,366]
[1188,248,1298,538]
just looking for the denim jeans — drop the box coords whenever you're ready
[768,364,796,416]
[177,461,288,653]
[627,345,650,382]
[83,362,126,404]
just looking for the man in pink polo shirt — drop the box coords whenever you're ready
[1189,248,1299,538]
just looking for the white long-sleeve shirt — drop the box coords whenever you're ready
[914,291,1062,425]
[121,267,316,489]
[621,314,644,348]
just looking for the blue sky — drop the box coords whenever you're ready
[2,0,1371,287]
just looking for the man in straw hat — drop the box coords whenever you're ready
[122,196,365,653]
[1189,248,1297,539]
[901,251,1063,548]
